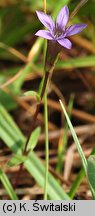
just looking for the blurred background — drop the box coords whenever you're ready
[0,0,95,200]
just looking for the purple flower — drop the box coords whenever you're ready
[35,5,87,49]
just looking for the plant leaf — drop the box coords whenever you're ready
[0,168,18,200]
[0,104,70,200]
[26,127,41,152]
[24,91,40,101]
[59,100,87,174]
[87,155,95,191]
[59,100,95,199]
[7,154,26,168]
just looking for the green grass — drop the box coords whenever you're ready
[0,0,95,200]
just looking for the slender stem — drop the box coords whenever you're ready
[40,72,49,100]
[43,0,46,13]
[14,71,49,188]
[14,55,58,188]
[43,0,49,200]
[44,88,49,200]
[24,71,49,154]
[24,104,40,153]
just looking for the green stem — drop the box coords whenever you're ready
[44,88,49,200]
[69,168,85,199]
[43,0,48,200]
[56,95,74,173]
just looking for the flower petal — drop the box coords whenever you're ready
[56,5,69,29]
[35,30,53,40]
[57,38,72,49]
[65,24,87,37]
[36,11,55,31]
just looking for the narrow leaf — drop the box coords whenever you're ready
[26,127,41,151]
[0,105,70,200]
[0,169,18,200]
[7,154,26,168]
[59,100,87,174]
[24,91,40,101]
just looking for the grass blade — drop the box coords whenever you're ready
[0,169,18,200]
[0,104,70,200]
[59,100,87,175]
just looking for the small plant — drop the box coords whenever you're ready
[1,0,95,201]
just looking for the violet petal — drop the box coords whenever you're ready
[36,11,55,31]
[65,24,87,37]
[56,5,69,29]
[35,30,53,40]
[57,38,72,49]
